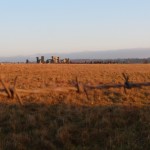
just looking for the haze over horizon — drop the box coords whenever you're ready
[0,49,149,63]
[0,0,150,57]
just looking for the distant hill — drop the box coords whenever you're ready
[0,48,150,62]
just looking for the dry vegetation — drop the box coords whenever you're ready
[0,64,150,150]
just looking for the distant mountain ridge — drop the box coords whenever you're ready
[0,49,150,62]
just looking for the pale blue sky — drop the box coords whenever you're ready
[0,0,150,56]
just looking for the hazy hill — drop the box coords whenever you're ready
[0,49,150,62]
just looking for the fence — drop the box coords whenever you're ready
[0,73,150,105]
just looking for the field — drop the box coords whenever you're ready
[0,64,150,150]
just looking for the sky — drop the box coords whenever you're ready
[0,0,150,56]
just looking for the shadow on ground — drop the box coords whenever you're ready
[0,102,149,150]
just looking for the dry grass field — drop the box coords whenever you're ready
[0,64,150,150]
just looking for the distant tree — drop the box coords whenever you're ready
[143,60,148,64]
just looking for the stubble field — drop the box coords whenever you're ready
[0,64,150,150]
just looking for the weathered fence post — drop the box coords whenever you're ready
[0,76,12,98]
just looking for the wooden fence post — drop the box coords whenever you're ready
[0,77,12,98]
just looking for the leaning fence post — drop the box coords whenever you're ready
[16,92,23,106]
[13,76,23,105]
[122,73,131,94]
[12,76,18,98]
[84,86,90,101]
[0,76,12,98]
[75,77,84,93]
[75,77,80,93]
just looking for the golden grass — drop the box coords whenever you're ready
[0,64,149,150]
